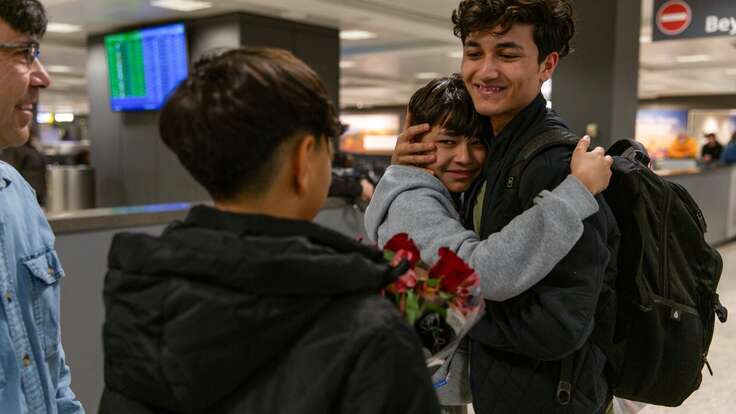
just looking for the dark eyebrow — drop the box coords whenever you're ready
[464,40,481,48]
[496,41,523,50]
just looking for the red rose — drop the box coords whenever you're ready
[384,233,421,268]
[430,247,475,293]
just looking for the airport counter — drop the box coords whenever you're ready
[657,165,736,246]
[49,203,190,411]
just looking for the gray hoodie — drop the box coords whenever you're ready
[365,165,599,301]
[364,165,599,405]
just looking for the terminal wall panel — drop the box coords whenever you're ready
[240,14,293,50]
[119,112,159,205]
[611,0,641,141]
[552,0,641,147]
[188,14,240,60]
[293,26,340,108]
[88,40,125,207]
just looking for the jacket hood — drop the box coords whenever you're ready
[364,165,453,245]
[103,206,403,413]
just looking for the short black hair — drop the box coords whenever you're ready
[704,132,717,139]
[408,74,490,141]
[452,0,575,63]
[0,0,47,37]
[159,47,341,200]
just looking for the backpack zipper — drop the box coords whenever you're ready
[659,187,673,298]
[670,182,707,233]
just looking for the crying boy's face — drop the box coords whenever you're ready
[422,125,487,193]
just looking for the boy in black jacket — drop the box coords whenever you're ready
[392,1,620,413]
[99,48,440,414]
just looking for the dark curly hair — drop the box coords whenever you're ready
[159,47,341,200]
[409,74,490,141]
[452,0,575,63]
[0,0,47,37]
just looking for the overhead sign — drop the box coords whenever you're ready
[656,1,691,36]
[653,0,736,41]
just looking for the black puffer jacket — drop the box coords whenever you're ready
[99,205,440,414]
[463,95,619,413]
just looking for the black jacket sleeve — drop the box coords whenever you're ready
[339,322,441,414]
[478,147,615,361]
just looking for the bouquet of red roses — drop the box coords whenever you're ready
[382,233,484,366]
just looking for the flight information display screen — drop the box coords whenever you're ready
[105,23,189,111]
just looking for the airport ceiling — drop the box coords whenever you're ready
[35,0,736,112]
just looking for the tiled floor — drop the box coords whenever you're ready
[466,242,736,414]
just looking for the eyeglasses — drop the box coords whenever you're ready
[0,41,40,66]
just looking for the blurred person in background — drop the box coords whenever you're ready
[721,131,736,165]
[329,151,375,202]
[0,124,47,205]
[700,132,723,165]
[0,0,84,412]
[668,131,698,159]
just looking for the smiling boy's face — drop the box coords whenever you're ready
[422,125,487,193]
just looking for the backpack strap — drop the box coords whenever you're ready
[485,129,580,235]
[505,129,580,192]
[606,139,651,166]
[506,129,581,406]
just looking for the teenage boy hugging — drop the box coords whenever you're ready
[99,48,440,414]
[393,1,620,413]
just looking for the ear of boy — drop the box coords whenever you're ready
[291,133,330,220]
[293,134,316,197]
[539,51,559,84]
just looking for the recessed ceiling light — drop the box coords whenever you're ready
[46,65,74,74]
[340,30,376,41]
[46,23,83,34]
[446,50,463,59]
[54,113,75,123]
[36,113,54,124]
[414,72,441,80]
[340,61,356,69]
[675,54,712,63]
[150,0,213,12]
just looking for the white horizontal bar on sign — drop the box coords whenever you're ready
[660,13,688,23]
[363,135,398,151]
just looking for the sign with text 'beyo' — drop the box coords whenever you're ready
[653,0,736,41]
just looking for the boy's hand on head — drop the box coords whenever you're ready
[571,135,613,195]
[391,111,436,166]
[359,178,375,202]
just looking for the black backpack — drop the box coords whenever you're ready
[505,129,728,407]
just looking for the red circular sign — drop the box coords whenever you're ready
[656,0,692,35]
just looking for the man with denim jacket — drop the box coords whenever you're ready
[0,1,84,413]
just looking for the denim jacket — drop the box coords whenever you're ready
[0,162,84,414]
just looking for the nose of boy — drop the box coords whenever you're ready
[454,142,473,165]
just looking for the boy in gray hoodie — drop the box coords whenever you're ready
[364,74,612,412]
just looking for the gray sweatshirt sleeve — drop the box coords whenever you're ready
[364,166,598,301]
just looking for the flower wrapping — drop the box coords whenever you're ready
[382,233,484,366]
